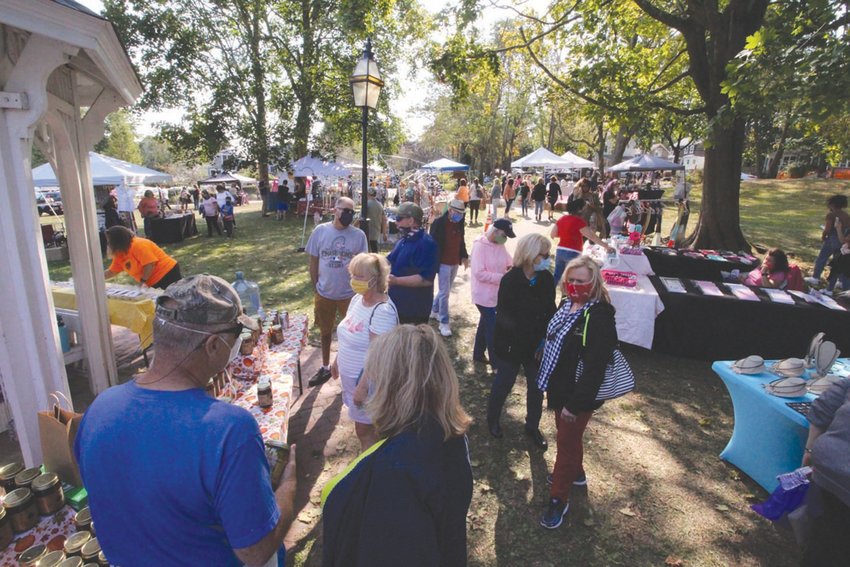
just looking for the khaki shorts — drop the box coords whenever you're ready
[314,293,352,335]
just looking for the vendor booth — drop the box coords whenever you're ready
[420,157,470,172]
[559,150,595,169]
[511,147,574,170]
[31,151,172,188]
[0,0,144,467]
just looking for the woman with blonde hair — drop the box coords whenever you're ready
[331,253,398,450]
[488,233,556,448]
[321,324,473,565]
[536,255,618,529]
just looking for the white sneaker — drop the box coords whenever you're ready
[804,277,820,286]
[429,311,439,320]
[439,323,452,337]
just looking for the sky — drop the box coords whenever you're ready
[75,0,549,141]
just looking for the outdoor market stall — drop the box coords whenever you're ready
[0,314,308,562]
[31,151,172,188]
[643,246,760,281]
[650,276,850,359]
[145,213,198,245]
[511,147,574,171]
[711,358,850,492]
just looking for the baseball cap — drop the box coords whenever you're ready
[449,199,465,212]
[368,186,377,196]
[155,274,259,330]
[396,202,424,223]
[492,218,516,238]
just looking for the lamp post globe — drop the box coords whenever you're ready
[349,38,384,242]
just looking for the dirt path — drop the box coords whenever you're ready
[284,211,799,566]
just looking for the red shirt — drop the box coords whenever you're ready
[556,214,587,252]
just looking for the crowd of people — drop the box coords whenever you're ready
[70,171,850,566]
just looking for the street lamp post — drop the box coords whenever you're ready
[349,38,384,242]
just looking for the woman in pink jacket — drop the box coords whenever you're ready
[471,219,515,365]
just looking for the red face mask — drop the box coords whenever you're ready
[565,282,593,303]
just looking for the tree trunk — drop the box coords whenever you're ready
[292,0,314,159]
[596,121,606,174]
[766,118,791,179]
[249,2,269,184]
[611,125,631,165]
[686,117,750,250]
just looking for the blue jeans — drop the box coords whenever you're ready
[534,200,545,219]
[488,353,544,430]
[431,264,460,324]
[553,248,581,286]
[473,305,496,361]
[814,233,841,279]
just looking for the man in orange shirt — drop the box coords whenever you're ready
[105,226,182,289]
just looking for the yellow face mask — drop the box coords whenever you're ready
[350,278,373,295]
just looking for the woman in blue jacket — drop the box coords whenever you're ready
[321,324,473,566]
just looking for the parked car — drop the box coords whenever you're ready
[36,192,63,216]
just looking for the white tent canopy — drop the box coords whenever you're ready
[198,171,257,186]
[420,157,470,172]
[609,154,685,172]
[560,151,595,169]
[511,147,573,169]
[290,155,351,178]
[32,151,172,187]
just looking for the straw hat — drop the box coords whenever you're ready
[770,358,806,378]
[764,377,808,398]
[732,355,765,375]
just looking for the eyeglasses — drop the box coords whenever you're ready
[539,253,550,260]
[337,208,355,214]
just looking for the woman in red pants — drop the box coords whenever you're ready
[536,255,617,529]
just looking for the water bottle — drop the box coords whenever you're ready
[232,271,263,317]
[57,315,70,353]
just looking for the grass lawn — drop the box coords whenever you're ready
[43,178,850,566]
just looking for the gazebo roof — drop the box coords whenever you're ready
[50,0,102,19]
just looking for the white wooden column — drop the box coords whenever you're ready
[0,35,77,465]
[44,75,119,395]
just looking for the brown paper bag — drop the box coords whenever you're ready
[38,392,83,487]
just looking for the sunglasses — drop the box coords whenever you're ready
[337,208,355,214]
[220,323,244,337]
[539,253,550,260]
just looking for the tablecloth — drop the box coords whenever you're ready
[606,249,654,276]
[644,247,759,281]
[0,505,76,566]
[606,275,665,349]
[147,214,198,245]
[52,286,155,349]
[712,359,850,492]
[0,315,308,563]
[650,277,850,360]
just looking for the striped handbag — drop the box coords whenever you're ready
[576,348,636,401]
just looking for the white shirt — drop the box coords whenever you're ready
[336,295,398,381]
[216,191,234,209]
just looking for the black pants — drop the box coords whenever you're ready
[399,315,429,325]
[369,240,379,253]
[205,216,222,236]
[468,201,480,222]
[223,218,234,237]
[802,487,850,567]
[152,263,182,290]
[488,353,543,430]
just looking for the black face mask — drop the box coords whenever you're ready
[339,209,354,227]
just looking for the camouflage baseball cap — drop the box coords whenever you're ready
[396,202,424,223]
[155,274,259,330]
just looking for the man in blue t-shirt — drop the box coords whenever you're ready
[387,202,438,324]
[75,275,297,567]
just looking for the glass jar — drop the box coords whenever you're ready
[3,488,38,533]
[0,506,12,550]
[32,472,65,515]
[63,531,91,557]
[240,330,255,355]
[270,325,283,345]
[17,543,47,566]
[257,378,273,408]
[57,558,84,567]
[73,507,92,532]
[97,550,109,566]
[38,550,67,567]
[80,537,101,562]
[0,462,23,493]
[13,467,41,491]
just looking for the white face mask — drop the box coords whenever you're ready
[159,319,242,364]
[217,334,242,363]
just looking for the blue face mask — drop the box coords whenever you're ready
[450,212,464,223]
[533,258,552,272]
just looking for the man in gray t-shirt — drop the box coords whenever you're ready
[305,197,368,386]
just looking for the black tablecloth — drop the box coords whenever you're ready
[644,247,759,281]
[148,214,198,244]
[650,276,850,360]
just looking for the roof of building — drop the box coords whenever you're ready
[50,0,104,20]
